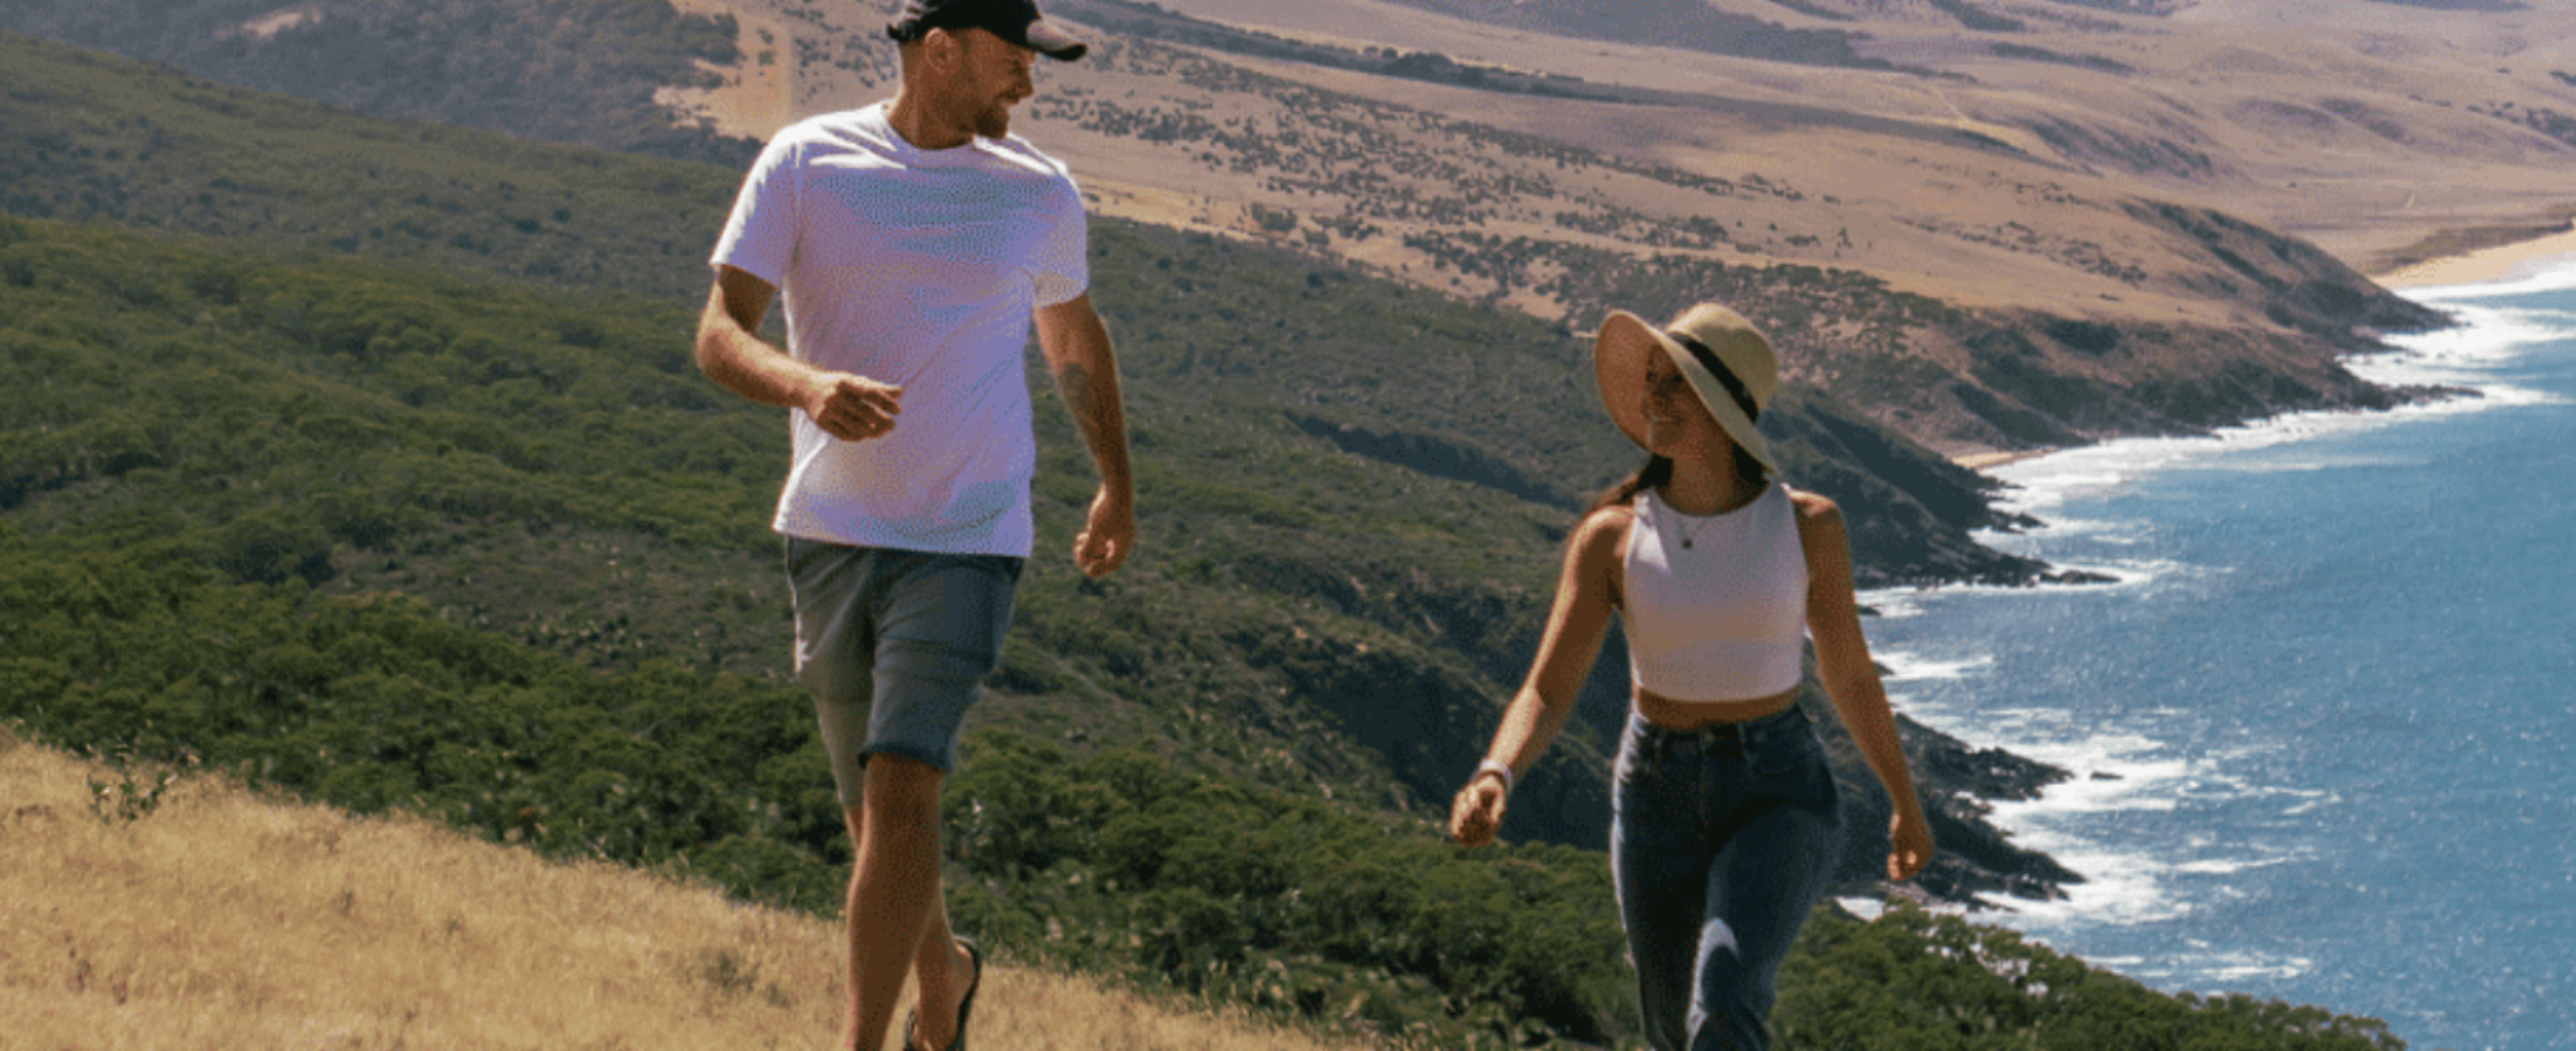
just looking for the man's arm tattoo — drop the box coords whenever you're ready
[1056,362,1108,449]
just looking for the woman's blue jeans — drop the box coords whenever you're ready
[1612,706,1844,1051]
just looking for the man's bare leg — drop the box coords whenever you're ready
[906,901,977,1050]
[838,755,969,1050]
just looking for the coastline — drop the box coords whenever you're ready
[1947,224,2576,472]
[1876,267,2576,1051]
[2373,221,2576,290]
[1952,448,2056,472]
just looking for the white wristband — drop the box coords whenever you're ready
[1475,759,1515,795]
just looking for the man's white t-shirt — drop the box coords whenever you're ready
[710,102,1089,557]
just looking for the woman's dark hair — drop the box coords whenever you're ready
[1586,448,1771,516]
[1589,454,1673,515]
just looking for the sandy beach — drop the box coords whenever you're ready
[2375,223,2576,290]
[1953,448,2058,471]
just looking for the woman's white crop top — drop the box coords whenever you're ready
[1622,483,1809,700]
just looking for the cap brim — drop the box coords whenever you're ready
[1024,17,1087,60]
[1592,311,1778,475]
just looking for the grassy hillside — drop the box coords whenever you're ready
[3,693,2406,1050]
[0,729,1383,1051]
[0,521,2404,1049]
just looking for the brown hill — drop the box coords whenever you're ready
[666,0,2574,453]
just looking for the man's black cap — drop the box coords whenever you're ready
[888,0,1087,61]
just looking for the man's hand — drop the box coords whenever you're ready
[1072,486,1133,577]
[696,268,906,444]
[801,373,904,442]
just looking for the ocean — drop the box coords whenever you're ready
[1860,264,2576,1051]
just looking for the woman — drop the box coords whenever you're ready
[1449,302,1935,1051]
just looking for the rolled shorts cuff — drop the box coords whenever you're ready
[786,538,1022,807]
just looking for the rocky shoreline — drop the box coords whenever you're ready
[1802,691,2082,909]
[1864,225,2576,909]
[1827,231,2564,907]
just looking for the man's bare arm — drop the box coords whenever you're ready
[694,264,902,441]
[1034,293,1134,576]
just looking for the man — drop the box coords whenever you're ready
[692,2,1131,1048]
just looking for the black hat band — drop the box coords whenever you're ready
[1670,331,1761,423]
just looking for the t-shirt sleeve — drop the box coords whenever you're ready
[709,133,802,286]
[1031,176,1089,309]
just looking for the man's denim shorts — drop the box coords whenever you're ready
[786,538,1023,807]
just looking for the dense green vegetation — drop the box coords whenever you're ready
[0,521,2401,1048]
[0,29,740,303]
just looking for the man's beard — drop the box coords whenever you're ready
[972,101,1012,139]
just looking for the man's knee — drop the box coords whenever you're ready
[860,752,947,824]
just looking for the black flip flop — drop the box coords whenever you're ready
[903,936,982,1051]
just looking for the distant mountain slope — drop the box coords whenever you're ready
[661,0,2469,453]
[0,26,740,302]
[0,0,757,165]
[11,1,2523,461]
[1319,0,1898,69]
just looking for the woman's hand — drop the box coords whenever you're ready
[1448,771,1509,848]
[1887,807,1935,882]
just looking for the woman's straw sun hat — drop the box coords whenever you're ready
[1592,302,1780,476]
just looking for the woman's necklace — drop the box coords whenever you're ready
[1676,510,1711,550]
[1669,500,1710,551]
[1663,482,1754,549]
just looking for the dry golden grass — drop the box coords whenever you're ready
[0,730,1383,1051]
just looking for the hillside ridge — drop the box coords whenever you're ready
[9,0,2553,458]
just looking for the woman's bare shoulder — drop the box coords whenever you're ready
[1582,501,1637,529]
[1570,503,1635,556]
[1786,486,1843,524]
